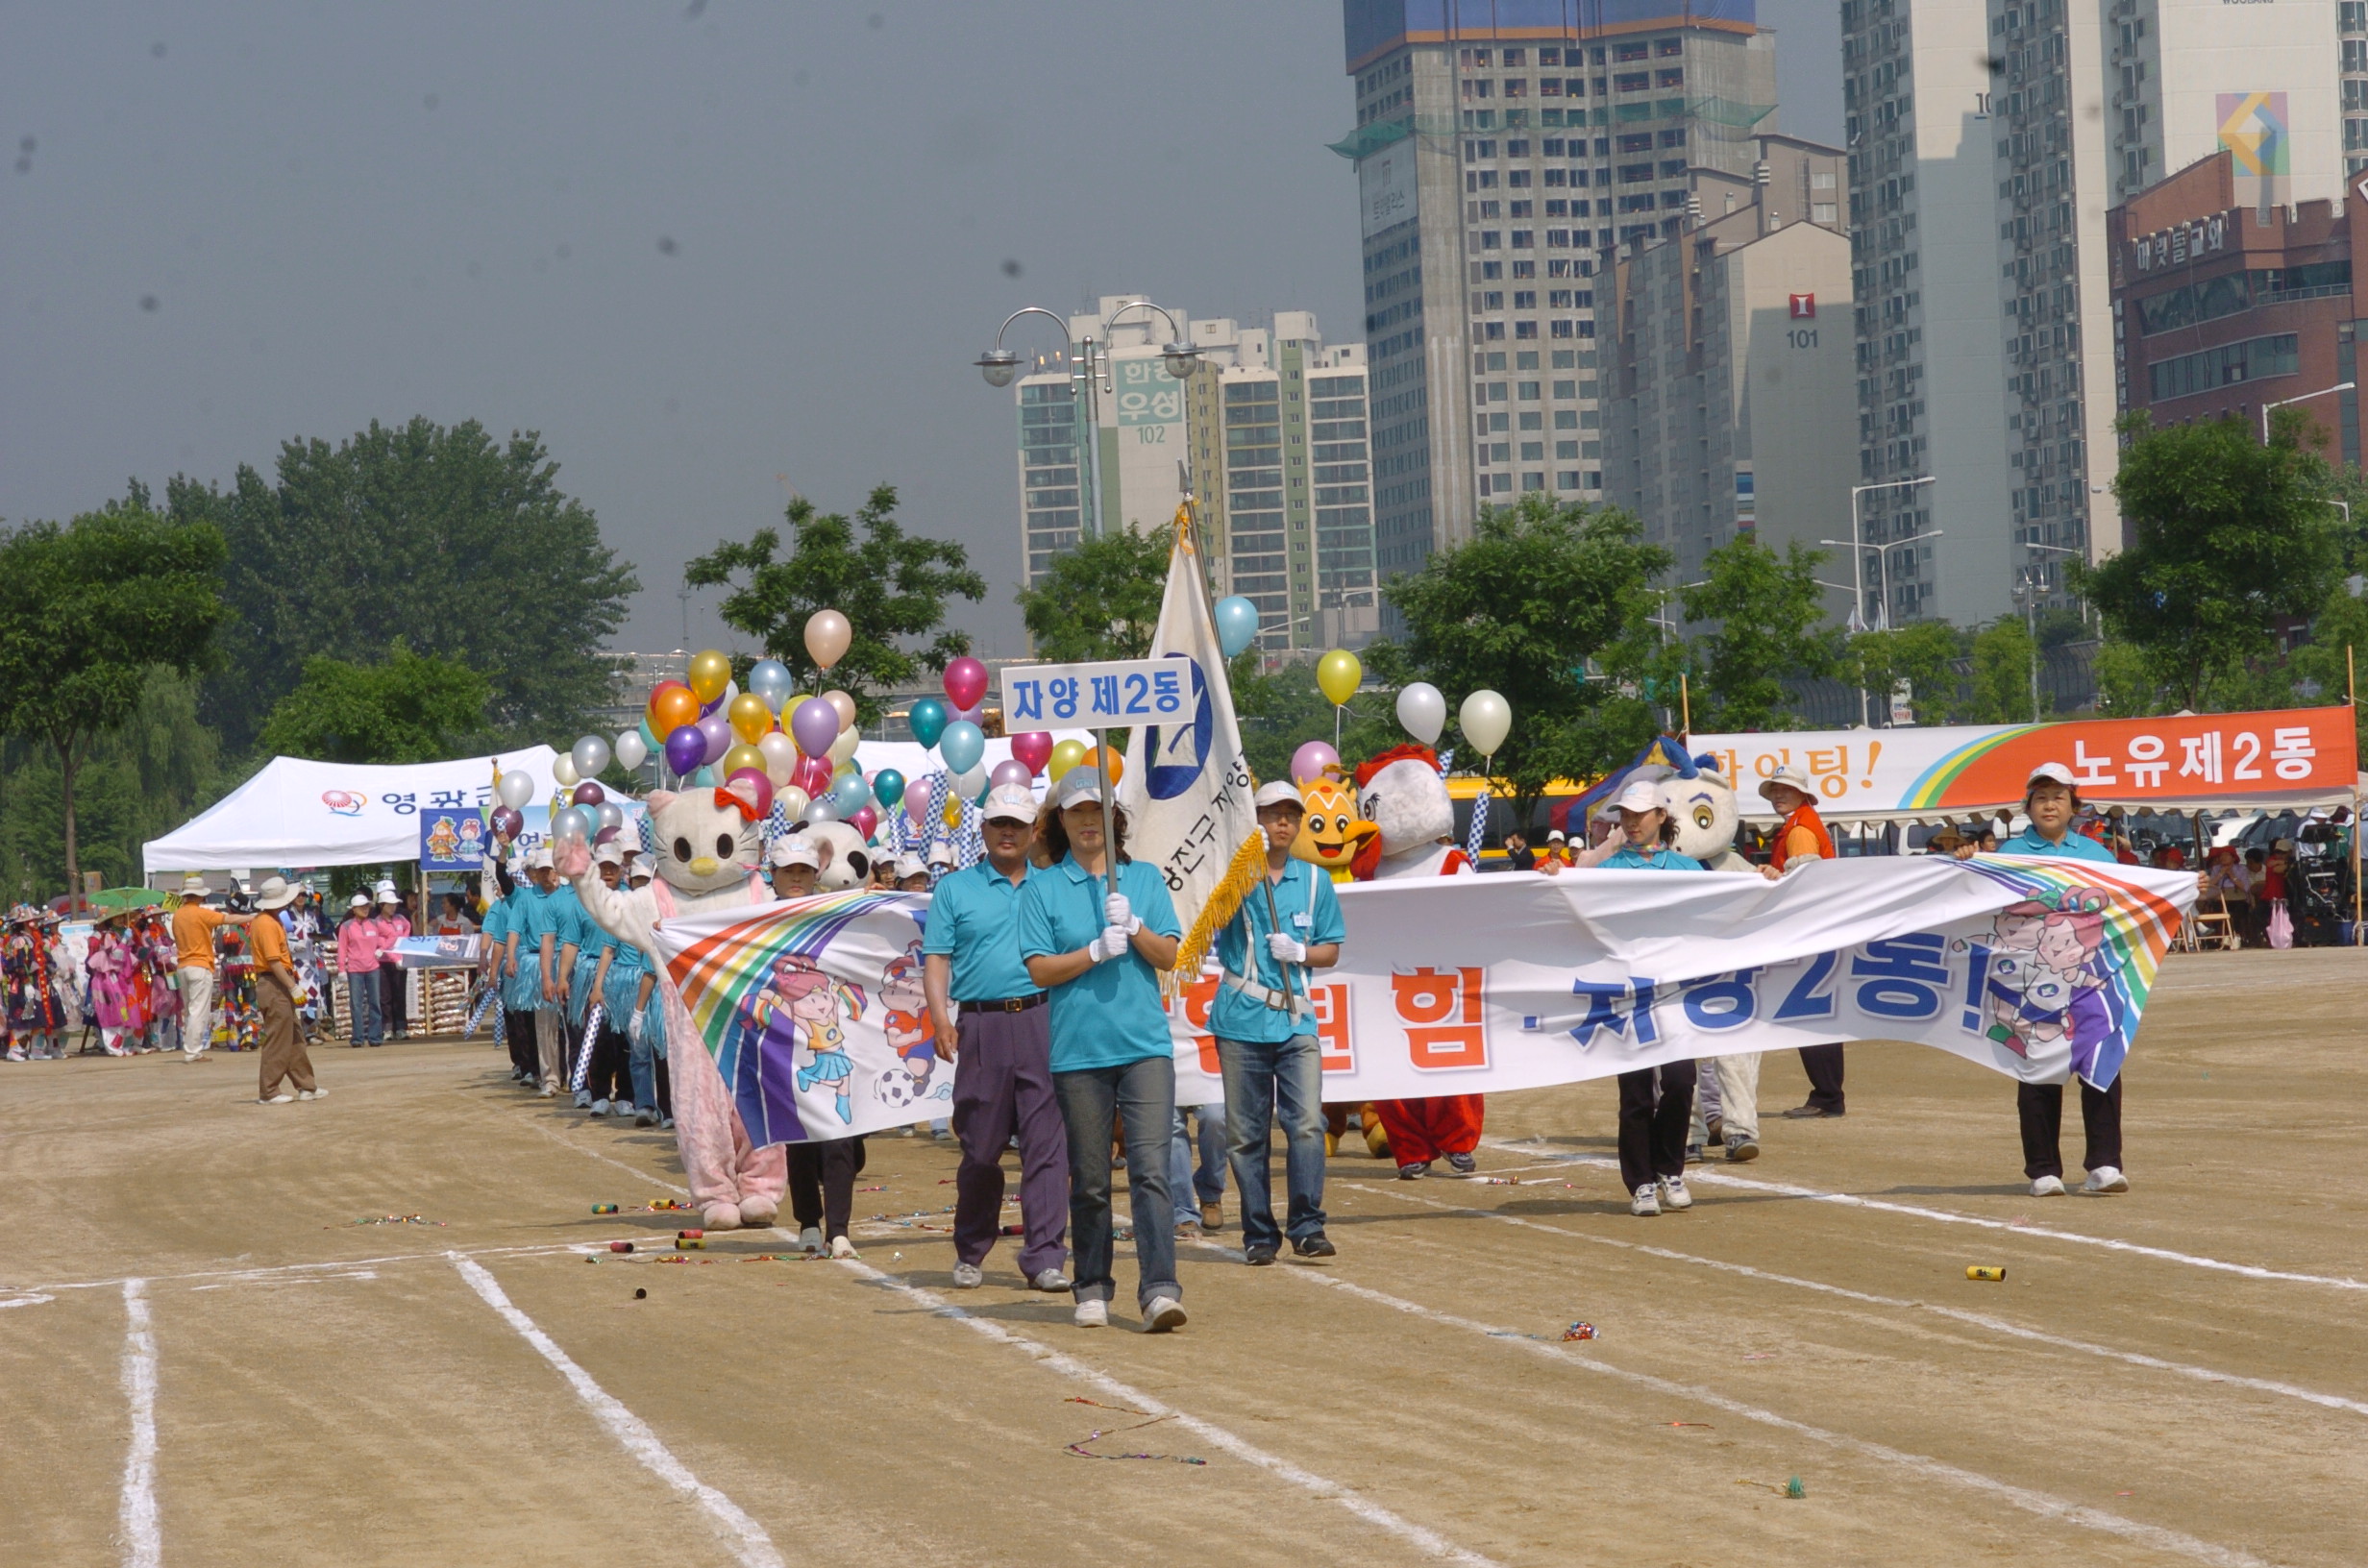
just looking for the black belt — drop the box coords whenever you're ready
[960,992,1047,1014]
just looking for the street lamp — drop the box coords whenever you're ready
[2260,380,2355,443]
[1827,475,1938,724]
[2016,542,2084,723]
[974,299,1201,542]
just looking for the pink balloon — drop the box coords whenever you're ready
[1009,730,1053,775]
[903,776,934,826]
[725,768,774,820]
[943,655,989,712]
[1291,740,1340,785]
[792,755,833,798]
[850,806,878,842]
[989,759,1032,792]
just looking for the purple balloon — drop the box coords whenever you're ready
[489,806,524,841]
[952,700,986,728]
[571,781,604,807]
[593,824,621,846]
[696,711,733,765]
[1291,740,1340,785]
[664,723,707,778]
[989,759,1032,792]
[790,697,840,760]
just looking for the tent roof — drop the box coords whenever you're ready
[142,747,558,874]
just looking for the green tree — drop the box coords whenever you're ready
[1364,493,1668,821]
[168,417,638,753]
[1230,655,1401,788]
[258,645,493,765]
[2077,411,2345,712]
[686,485,985,725]
[2286,579,2368,754]
[1013,527,1170,663]
[1674,535,1838,731]
[1843,621,1964,725]
[2089,640,2164,718]
[0,497,229,906]
[1965,617,2041,723]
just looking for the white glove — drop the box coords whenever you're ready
[1103,892,1140,934]
[1267,932,1309,965]
[1087,925,1133,963]
[627,1010,644,1044]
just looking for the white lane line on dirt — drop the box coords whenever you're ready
[0,1292,54,1309]
[1480,1138,2368,1292]
[187,1271,380,1293]
[118,1280,160,1568]
[1285,1267,2279,1568]
[522,1117,691,1196]
[17,1241,604,1297]
[1380,1187,2368,1418]
[832,1256,1507,1568]
[449,1253,784,1568]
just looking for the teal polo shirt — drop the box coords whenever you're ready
[480,896,509,946]
[503,885,537,949]
[1997,827,2117,863]
[546,884,594,958]
[1016,855,1181,1071]
[1601,845,1703,871]
[922,859,1040,1003]
[1211,860,1346,1045]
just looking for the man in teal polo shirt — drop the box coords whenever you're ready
[1212,780,1347,1265]
[924,782,1072,1294]
[1018,768,1184,1332]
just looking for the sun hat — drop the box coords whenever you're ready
[255,876,301,912]
[180,873,210,894]
[1758,764,1814,802]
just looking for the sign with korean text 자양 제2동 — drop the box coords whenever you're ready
[999,658,1193,730]
[1691,706,2357,821]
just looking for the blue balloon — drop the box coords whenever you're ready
[939,719,986,776]
[1214,595,1261,658]
[908,697,948,750]
[871,768,905,809]
[831,767,873,815]
[689,764,718,787]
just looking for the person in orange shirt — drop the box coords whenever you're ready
[169,873,253,1065]
[1760,767,1847,1120]
[248,877,322,1103]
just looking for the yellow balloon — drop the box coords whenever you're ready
[1316,649,1363,707]
[686,649,732,706]
[728,692,773,745]
[720,743,765,780]
[1046,739,1089,783]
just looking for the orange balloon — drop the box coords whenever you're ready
[1078,746,1124,785]
[648,684,700,736]
[727,692,773,745]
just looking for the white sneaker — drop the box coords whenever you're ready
[950,1262,983,1288]
[797,1226,824,1255]
[658,1115,674,1130]
[1630,1183,1661,1216]
[2082,1165,2129,1194]
[298,1088,327,1101]
[1658,1176,1693,1211]
[2031,1174,2067,1197]
[828,1236,855,1260]
[258,1094,295,1105]
[589,1099,610,1116]
[538,1085,558,1098]
[1073,1299,1108,1329]
[573,1090,592,1109]
[1031,1267,1072,1292]
[1142,1295,1187,1333]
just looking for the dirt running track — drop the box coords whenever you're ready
[3,947,2363,1567]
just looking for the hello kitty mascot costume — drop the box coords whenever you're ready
[560,780,787,1232]
[1657,752,1763,1161]
[1351,743,1484,1176]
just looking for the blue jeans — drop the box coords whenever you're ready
[346,973,381,1044]
[629,1022,659,1113]
[1170,1103,1227,1225]
[1053,1054,1179,1310]
[1218,1033,1328,1250]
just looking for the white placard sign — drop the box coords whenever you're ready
[999,658,1194,730]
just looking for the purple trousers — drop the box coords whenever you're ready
[950,1004,1070,1276]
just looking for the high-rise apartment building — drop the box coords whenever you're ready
[1844,0,2340,629]
[2347,1,2368,174]
[1602,135,1858,618]
[1337,1,1777,602]
[1010,302,1376,653]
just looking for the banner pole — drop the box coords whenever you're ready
[1094,728,1118,919]
[2351,644,2361,944]
[1680,674,1690,741]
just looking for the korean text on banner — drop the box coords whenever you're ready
[999,659,1192,730]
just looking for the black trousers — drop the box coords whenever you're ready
[379,967,408,1035]
[1616,1061,1695,1192]
[503,1008,536,1078]
[587,1020,633,1105]
[1798,1042,1846,1114]
[2018,1076,2123,1180]
[789,1137,867,1241]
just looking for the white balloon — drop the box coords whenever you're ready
[553,754,580,790]
[495,771,535,810]
[775,786,811,822]
[827,724,860,766]
[614,731,648,772]
[954,763,988,801]
[1395,682,1447,746]
[1459,690,1513,758]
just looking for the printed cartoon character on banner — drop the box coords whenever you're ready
[1976,890,2113,1071]
[425,817,460,862]
[877,941,945,1102]
[1291,772,1378,885]
[561,779,787,1233]
[755,954,867,1123]
[1350,744,1472,881]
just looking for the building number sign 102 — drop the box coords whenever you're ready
[1115,357,1182,443]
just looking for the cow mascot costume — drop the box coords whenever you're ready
[560,779,788,1232]
[1351,743,1484,1176]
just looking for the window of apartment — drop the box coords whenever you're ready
[1618,132,1654,154]
[1460,47,1493,66]
[1544,169,1567,188]
[2343,0,2366,32]
[1511,289,1538,308]
[2347,38,2368,72]
[1654,37,1683,56]
[1615,41,1649,61]
[1539,46,1562,64]
[1483,321,1506,339]
[1508,168,1532,188]
[1509,200,1534,217]
[1615,71,1650,93]
[1515,319,1539,338]
[1658,159,1687,177]
[2147,332,2300,401]
[1463,79,1495,99]
[1464,139,1496,160]
[1542,137,1566,156]
[1479,259,1503,280]
[1657,67,1684,87]
[1503,48,1527,65]
[1504,78,1530,97]
[1512,258,1536,278]
[1554,408,1579,429]
[1516,350,1540,369]
[1517,381,1542,403]
[1480,290,1504,310]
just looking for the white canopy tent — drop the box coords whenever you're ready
[142,747,558,876]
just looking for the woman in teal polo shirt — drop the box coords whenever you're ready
[1018,767,1184,1333]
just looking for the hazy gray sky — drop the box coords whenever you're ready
[2,1,1840,660]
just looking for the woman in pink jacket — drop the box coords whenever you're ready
[335,892,382,1046]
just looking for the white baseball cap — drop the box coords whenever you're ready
[2026,761,2078,790]
[1253,780,1305,810]
[1545,829,1566,844]
[1054,769,1111,809]
[769,837,821,870]
[526,846,554,871]
[628,862,653,883]
[1614,777,1663,814]
[349,892,372,908]
[925,843,955,867]
[593,841,625,867]
[981,783,1038,824]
